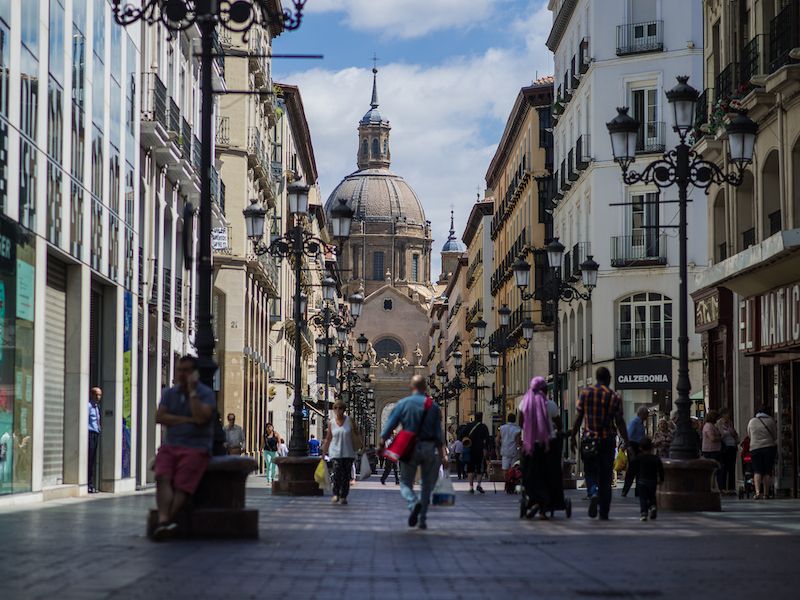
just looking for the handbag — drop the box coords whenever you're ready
[359,453,372,480]
[580,437,600,462]
[460,423,481,462]
[384,397,433,463]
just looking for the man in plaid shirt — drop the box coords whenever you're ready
[570,367,629,520]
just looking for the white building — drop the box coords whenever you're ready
[547,0,706,424]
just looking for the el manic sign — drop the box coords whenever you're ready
[739,281,800,354]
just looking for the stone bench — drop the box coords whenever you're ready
[147,455,259,539]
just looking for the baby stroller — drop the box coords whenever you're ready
[505,462,522,494]
[519,434,572,519]
[738,437,755,499]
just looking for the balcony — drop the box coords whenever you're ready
[570,242,591,279]
[617,21,663,56]
[636,121,665,154]
[248,127,262,168]
[769,1,800,73]
[180,118,191,160]
[167,98,180,136]
[696,89,712,126]
[611,233,668,267]
[192,135,202,173]
[617,327,672,358]
[140,72,168,148]
[163,267,171,314]
[559,159,571,192]
[568,149,577,181]
[216,116,230,145]
[715,62,738,101]
[576,134,590,170]
[578,37,590,74]
[740,34,770,86]
[742,227,756,250]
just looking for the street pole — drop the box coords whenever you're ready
[288,224,307,457]
[669,142,695,459]
[195,7,217,387]
[552,267,560,409]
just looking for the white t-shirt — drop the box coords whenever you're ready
[498,423,521,457]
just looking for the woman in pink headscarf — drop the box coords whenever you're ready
[518,376,562,519]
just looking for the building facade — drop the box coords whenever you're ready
[485,78,555,418]
[693,0,800,496]
[547,0,706,428]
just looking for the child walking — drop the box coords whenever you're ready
[628,437,664,521]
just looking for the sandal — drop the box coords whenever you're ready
[525,504,541,519]
[753,494,761,500]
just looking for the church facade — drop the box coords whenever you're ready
[324,69,433,439]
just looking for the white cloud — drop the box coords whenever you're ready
[308,0,512,39]
[278,2,554,276]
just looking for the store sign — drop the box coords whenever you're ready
[695,293,719,332]
[740,281,800,354]
[211,227,228,251]
[614,358,672,390]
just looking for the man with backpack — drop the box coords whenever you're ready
[461,413,491,494]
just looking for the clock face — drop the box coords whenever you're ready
[183,202,195,270]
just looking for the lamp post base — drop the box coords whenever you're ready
[656,458,721,512]
[272,456,324,496]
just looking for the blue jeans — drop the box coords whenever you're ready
[638,483,657,515]
[399,441,440,524]
[583,437,616,518]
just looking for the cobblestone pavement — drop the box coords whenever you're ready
[2,474,800,600]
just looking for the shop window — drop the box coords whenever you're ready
[618,292,672,358]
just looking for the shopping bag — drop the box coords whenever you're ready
[359,453,372,480]
[314,458,331,490]
[432,469,456,506]
[613,449,628,472]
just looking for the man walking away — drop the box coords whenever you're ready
[622,406,648,497]
[88,388,102,493]
[570,367,629,520]
[308,434,320,456]
[497,413,521,479]
[465,413,491,494]
[628,437,664,521]
[153,355,216,541]
[378,375,446,530]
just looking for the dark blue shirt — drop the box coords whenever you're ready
[627,416,646,443]
[308,438,320,455]
[380,392,443,447]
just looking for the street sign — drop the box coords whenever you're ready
[301,409,309,419]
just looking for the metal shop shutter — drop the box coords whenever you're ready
[42,257,67,486]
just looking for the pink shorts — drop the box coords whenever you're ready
[154,444,211,494]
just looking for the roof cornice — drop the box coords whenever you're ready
[546,0,578,52]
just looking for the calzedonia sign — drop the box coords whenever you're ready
[614,358,672,390]
[740,281,800,354]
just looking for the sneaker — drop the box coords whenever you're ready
[588,495,599,518]
[418,522,427,530]
[380,480,386,485]
[467,488,475,494]
[640,514,648,522]
[409,502,422,527]
[153,522,177,542]
[341,498,348,505]
[649,506,658,520]
[476,485,485,494]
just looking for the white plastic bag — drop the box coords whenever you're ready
[432,468,456,506]
[359,453,372,480]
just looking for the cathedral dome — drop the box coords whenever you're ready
[324,168,426,225]
[441,211,465,253]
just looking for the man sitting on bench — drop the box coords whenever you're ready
[153,355,216,541]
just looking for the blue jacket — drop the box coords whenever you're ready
[380,392,443,447]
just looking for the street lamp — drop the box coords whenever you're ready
[112,0,308,390]
[473,317,487,340]
[356,333,369,355]
[606,75,756,462]
[512,237,598,410]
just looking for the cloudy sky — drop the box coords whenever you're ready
[272,0,555,277]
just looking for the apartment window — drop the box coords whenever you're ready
[0,20,9,213]
[769,210,782,236]
[618,293,672,358]
[412,254,419,282]
[632,88,663,152]
[630,192,659,256]
[373,251,384,280]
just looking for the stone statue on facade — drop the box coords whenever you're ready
[366,341,377,364]
[413,343,423,366]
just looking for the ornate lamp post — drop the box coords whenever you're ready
[606,76,756,510]
[606,76,756,461]
[511,240,598,410]
[112,0,307,389]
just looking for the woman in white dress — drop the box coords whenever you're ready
[322,400,363,504]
